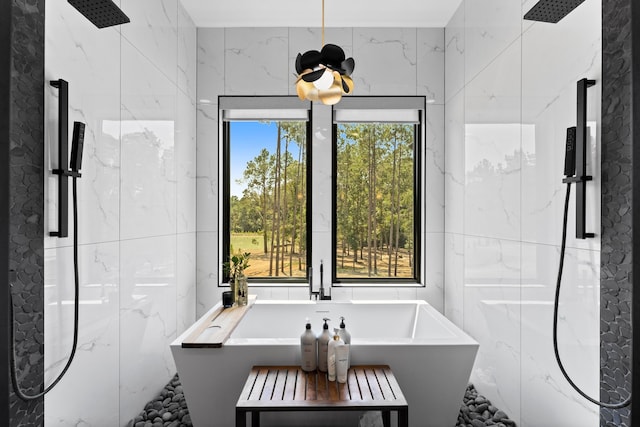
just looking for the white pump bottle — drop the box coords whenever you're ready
[300,318,317,372]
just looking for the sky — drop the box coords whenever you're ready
[230,121,303,197]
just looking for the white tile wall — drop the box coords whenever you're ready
[121,0,179,85]
[464,39,521,241]
[417,28,445,103]
[120,39,177,240]
[224,28,289,95]
[44,242,120,426]
[44,0,197,424]
[352,28,417,95]
[444,5,465,103]
[444,0,601,425]
[119,236,177,425]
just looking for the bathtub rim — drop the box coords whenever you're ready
[172,299,478,348]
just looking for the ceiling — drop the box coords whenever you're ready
[180,0,464,28]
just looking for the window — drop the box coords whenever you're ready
[221,97,311,282]
[332,97,423,284]
[220,96,424,286]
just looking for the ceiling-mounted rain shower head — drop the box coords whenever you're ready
[523,0,585,23]
[68,0,130,29]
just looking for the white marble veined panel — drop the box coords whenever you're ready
[44,242,119,427]
[177,1,197,101]
[420,232,444,312]
[119,236,177,425]
[520,243,599,427]
[444,91,465,235]
[44,0,121,248]
[521,0,601,252]
[425,104,445,234]
[464,0,522,85]
[464,236,521,424]
[224,28,289,95]
[417,28,445,104]
[177,233,196,335]
[521,0,600,118]
[121,39,177,240]
[196,231,219,317]
[444,4,465,102]
[443,233,464,327]
[121,0,178,85]
[287,27,353,96]
[197,28,225,103]
[311,104,332,233]
[196,103,219,233]
[464,40,521,241]
[352,28,417,95]
[176,90,196,234]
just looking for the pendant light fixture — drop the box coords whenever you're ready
[294,0,355,105]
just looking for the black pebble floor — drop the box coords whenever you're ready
[128,374,517,427]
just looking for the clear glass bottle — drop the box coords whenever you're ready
[235,271,248,306]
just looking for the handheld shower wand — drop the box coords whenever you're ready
[554,122,631,408]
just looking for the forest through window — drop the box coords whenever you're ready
[335,123,417,281]
[225,120,308,280]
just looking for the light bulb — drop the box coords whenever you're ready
[313,68,334,90]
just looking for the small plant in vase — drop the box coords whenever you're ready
[223,252,250,306]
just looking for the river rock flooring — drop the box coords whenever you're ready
[127,374,517,427]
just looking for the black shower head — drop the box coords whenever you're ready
[524,0,585,23]
[68,0,130,29]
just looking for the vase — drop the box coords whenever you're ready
[235,272,248,306]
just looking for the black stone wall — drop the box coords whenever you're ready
[8,0,45,426]
[1,0,13,425]
[601,0,633,425]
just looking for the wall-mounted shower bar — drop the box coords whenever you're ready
[563,78,595,239]
[50,79,69,238]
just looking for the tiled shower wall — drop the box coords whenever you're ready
[444,0,602,426]
[196,27,445,315]
[43,0,196,425]
[601,0,633,425]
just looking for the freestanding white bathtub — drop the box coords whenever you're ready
[171,299,478,427]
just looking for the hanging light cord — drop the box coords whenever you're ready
[9,176,80,401]
[321,0,325,47]
[554,182,631,409]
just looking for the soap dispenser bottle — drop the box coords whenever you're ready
[338,316,351,344]
[338,317,351,369]
[327,328,344,381]
[317,318,331,372]
[300,318,317,372]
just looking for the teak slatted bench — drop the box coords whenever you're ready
[236,365,408,427]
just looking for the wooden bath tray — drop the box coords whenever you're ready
[181,295,256,348]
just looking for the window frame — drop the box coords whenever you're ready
[220,96,313,285]
[331,97,425,286]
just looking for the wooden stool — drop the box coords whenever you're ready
[236,365,408,427]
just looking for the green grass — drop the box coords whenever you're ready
[230,233,263,254]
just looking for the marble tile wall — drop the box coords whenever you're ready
[444,0,601,426]
[195,27,445,316]
[43,0,196,425]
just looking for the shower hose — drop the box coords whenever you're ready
[554,182,631,409]
[9,175,80,400]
